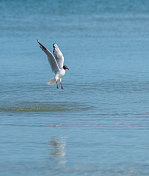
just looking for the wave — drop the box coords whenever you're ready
[0,102,90,112]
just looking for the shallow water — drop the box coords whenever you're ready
[1,0,149,175]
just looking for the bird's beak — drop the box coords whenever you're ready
[67,68,69,70]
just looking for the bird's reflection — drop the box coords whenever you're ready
[49,136,66,165]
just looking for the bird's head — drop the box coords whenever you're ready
[63,65,69,70]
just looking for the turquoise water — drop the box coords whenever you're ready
[1,0,149,175]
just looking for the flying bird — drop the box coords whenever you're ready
[37,40,69,89]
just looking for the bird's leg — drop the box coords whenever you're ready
[61,84,63,89]
[60,79,63,89]
[56,81,59,89]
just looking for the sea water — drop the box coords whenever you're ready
[0,0,149,175]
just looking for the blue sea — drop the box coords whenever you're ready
[1,0,149,175]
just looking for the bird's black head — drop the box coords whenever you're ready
[63,65,69,70]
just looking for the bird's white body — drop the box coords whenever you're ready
[37,40,69,89]
[55,69,66,81]
[47,69,65,85]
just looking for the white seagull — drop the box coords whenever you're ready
[37,40,69,89]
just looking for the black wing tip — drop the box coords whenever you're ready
[37,40,47,51]
[37,39,40,44]
[53,43,57,47]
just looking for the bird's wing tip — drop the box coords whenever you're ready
[37,40,42,47]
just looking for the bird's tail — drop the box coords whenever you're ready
[46,78,56,85]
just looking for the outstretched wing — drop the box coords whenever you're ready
[53,43,64,69]
[37,40,60,75]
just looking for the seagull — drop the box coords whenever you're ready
[37,40,69,89]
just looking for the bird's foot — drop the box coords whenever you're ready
[57,85,59,89]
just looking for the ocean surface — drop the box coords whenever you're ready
[1,0,149,175]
